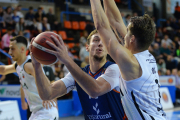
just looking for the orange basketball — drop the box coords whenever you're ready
[31,31,59,65]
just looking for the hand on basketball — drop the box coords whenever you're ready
[21,101,28,110]
[29,37,41,66]
[42,100,56,109]
[45,35,70,64]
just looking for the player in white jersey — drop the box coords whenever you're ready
[0,36,58,120]
[90,0,166,119]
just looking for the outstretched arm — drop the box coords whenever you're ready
[24,61,67,100]
[0,62,16,75]
[103,0,127,44]
[44,35,119,98]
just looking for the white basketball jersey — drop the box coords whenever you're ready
[119,50,167,120]
[16,55,43,112]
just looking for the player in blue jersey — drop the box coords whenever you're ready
[30,29,127,120]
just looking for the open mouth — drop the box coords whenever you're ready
[97,49,102,52]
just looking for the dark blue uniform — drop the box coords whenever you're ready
[76,61,127,120]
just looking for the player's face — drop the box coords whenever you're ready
[9,41,21,61]
[87,33,107,61]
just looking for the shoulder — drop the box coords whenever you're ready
[81,64,90,72]
[24,62,34,75]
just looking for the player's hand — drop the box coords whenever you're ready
[42,100,56,109]
[45,35,70,64]
[29,37,41,66]
[21,101,28,110]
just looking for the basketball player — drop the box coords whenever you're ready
[30,30,127,120]
[0,36,59,120]
[89,0,167,119]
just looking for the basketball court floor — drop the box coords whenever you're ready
[60,107,180,120]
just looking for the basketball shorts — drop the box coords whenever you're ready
[29,106,58,120]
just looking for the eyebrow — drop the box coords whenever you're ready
[93,36,100,39]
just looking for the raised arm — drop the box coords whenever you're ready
[90,0,131,64]
[103,0,127,44]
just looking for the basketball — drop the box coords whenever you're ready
[31,31,59,65]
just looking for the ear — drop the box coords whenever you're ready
[130,35,135,43]
[86,44,89,52]
[21,46,26,53]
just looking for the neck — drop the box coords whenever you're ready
[16,53,27,66]
[89,56,106,73]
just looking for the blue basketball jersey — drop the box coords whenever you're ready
[75,61,127,120]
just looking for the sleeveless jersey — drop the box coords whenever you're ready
[16,56,43,112]
[76,61,127,120]
[119,50,167,120]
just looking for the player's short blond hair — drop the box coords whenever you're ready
[87,29,98,44]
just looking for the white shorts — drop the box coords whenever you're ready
[29,107,59,120]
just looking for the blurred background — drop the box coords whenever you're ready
[0,0,180,120]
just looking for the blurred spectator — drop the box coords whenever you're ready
[1,27,13,52]
[15,18,26,35]
[15,5,24,18]
[156,28,164,39]
[25,6,34,30]
[154,37,161,46]
[132,12,138,17]
[35,17,50,32]
[148,45,156,58]
[174,2,180,20]
[166,69,171,75]
[3,6,14,28]
[79,43,89,62]
[174,36,180,50]
[79,30,88,48]
[153,43,163,60]
[124,14,131,26]
[85,20,95,34]
[42,17,50,32]
[171,18,179,30]
[25,7,34,21]
[166,55,178,71]
[160,42,171,60]
[157,58,166,75]
[0,6,5,29]
[46,8,57,30]
[12,10,20,24]
[161,34,173,47]
[35,7,45,22]
[172,68,180,105]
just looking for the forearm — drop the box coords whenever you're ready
[103,0,127,43]
[33,64,53,100]
[90,0,111,30]
[0,66,6,75]
[103,0,123,25]
[20,86,26,103]
[64,57,100,97]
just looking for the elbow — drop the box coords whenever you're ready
[88,89,100,98]
[95,21,108,31]
[40,95,52,101]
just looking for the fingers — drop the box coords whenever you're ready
[57,35,64,46]
[46,41,59,53]
[51,35,61,47]
[30,37,35,44]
